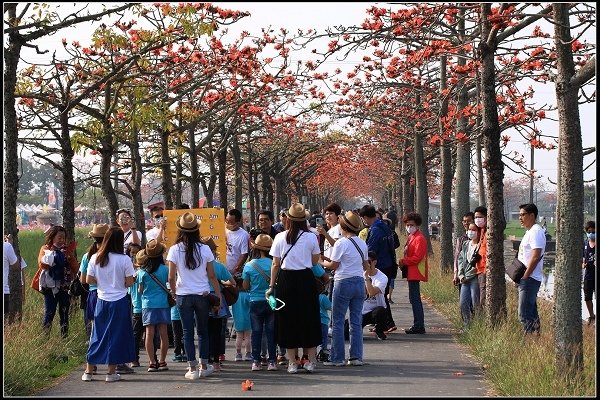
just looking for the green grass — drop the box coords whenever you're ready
[422,242,596,396]
[504,221,556,239]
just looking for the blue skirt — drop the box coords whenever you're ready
[87,295,135,365]
[85,289,98,322]
[142,307,171,326]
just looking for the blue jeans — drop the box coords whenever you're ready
[518,277,541,333]
[331,276,365,362]
[408,280,424,329]
[459,278,480,326]
[321,323,329,350]
[250,300,276,362]
[178,294,210,367]
[42,288,71,337]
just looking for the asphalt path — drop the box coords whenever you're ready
[36,279,492,397]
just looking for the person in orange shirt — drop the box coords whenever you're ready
[473,206,488,310]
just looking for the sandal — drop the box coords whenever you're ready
[148,363,159,372]
[158,361,169,371]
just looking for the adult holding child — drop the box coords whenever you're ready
[266,203,321,374]
[166,212,222,379]
[82,227,136,382]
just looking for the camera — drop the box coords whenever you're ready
[315,217,325,226]
[249,227,264,240]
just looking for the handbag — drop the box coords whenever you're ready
[68,271,88,297]
[205,292,220,307]
[506,255,527,284]
[147,271,176,307]
[222,285,239,306]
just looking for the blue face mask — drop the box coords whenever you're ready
[587,233,596,241]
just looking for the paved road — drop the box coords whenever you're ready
[37,279,492,397]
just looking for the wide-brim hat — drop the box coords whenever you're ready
[253,234,273,251]
[176,212,200,232]
[145,239,166,258]
[134,249,148,267]
[148,201,165,212]
[88,223,109,239]
[287,203,307,222]
[339,211,363,234]
[200,236,218,252]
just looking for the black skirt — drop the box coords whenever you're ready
[274,268,321,349]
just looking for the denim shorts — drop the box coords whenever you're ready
[142,307,171,326]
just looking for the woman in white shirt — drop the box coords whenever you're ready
[266,203,321,374]
[82,227,136,383]
[166,212,221,380]
[321,211,368,367]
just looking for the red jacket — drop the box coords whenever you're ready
[401,229,428,282]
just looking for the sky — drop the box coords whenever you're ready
[14,2,597,187]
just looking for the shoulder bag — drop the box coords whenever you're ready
[68,271,88,297]
[147,271,176,307]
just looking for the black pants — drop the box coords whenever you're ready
[344,306,388,340]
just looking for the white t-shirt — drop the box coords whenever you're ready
[166,242,215,295]
[270,230,320,270]
[87,252,135,302]
[3,242,18,295]
[362,269,388,314]
[323,224,342,259]
[518,223,546,282]
[225,228,250,273]
[330,236,368,281]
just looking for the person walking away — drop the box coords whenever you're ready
[166,212,221,379]
[457,223,481,328]
[400,212,428,334]
[82,227,136,382]
[582,221,595,326]
[266,203,322,374]
[321,211,368,366]
[516,203,546,335]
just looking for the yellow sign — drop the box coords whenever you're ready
[163,208,226,263]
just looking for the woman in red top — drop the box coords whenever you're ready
[400,212,428,334]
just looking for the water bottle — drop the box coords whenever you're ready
[267,294,277,310]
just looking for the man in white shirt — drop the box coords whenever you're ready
[225,209,250,277]
[344,251,389,341]
[146,202,165,243]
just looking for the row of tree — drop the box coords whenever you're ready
[3,3,595,375]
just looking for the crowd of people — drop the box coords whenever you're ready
[3,200,595,383]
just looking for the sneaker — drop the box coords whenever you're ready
[130,360,141,367]
[116,363,134,374]
[244,352,253,361]
[317,349,330,362]
[105,373,121,382]
[234,353,243,362]
[251,361,262,371]
[267,362,277,371]
[81,372,93,382]
[405,326,426,334]
[347,358,364,366]
[261,355,268,366]
[287,362,298,374]
[184,368,199,380]
[304,361,316,373]
[277,355,288,366]
[147,363,159,372]
[172,354,184,363]
[158,361,169,371]
[375,331,387,340]
[323,360,345,367]
[200,364,214,377]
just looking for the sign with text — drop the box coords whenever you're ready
[163,208,226,263]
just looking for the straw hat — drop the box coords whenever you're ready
[339,211,363,234]
[145,239,166,258]
[253,234,273,251]
[287,203,307,222]
[201,236,218,252]
[88,223,109,239]
[176,212,199,232]
[134,249,148,267]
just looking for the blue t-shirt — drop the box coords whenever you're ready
[79,253,97,291]
[319,293,331,325]
[242,258,272,302]
[209,260,233,318]
[137,264,169,309]
[129,267,142,314]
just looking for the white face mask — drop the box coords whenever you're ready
[474,217,486,228]
[406,226,417,235]
[466,231,477,240]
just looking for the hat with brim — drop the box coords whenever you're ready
[88,223,109,239]
[146,239,166,258]
[287,203,307,222]
[148,201,165,212]
[134,249,148,267]
[339,211,363,234]
[176,212,200,232]
[253,234,273,251]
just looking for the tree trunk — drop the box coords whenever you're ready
[218,144,228,209]
[232,136,243,211]
[159,128,174,210]
[401,139,413,217]
[479,4,507,326]
[130,127,145,243]
[552,2,584,375]
[439,55,453,272]
[189,125,200,207]
[414,127,431,253]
